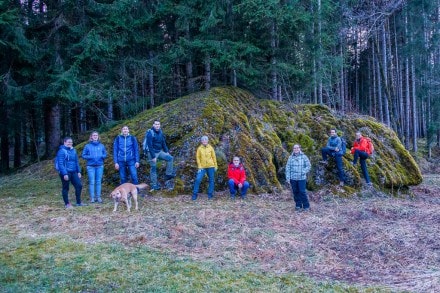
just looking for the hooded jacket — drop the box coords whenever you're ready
[56,145,81,176]
[113,134,140,164]
[227,163,247,185]
[196,144,217,169]
[351,136,371,155]
[82,141,107,166]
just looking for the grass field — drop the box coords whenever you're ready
[0,162,439,292]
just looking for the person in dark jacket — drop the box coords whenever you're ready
[227,156,250,199]
[56,137,84,209]
[113,126,140,184]
[320,128,345,186]
[144,120,175,191]
[82,131,107,203]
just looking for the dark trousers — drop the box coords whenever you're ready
[59,172,83,205]
[290,179,309,209]
[118,160,139,184]
[353,150,371,184]
[321,147,345,182]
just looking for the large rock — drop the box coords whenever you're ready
[80,86,422,194]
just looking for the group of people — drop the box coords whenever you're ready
[286,128,374,211]
[55,125,373,211]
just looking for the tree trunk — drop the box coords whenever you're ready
[205,56,211,91]
[411,56,418,152]
[149,51,155,107]
[44,102,61,158]
[381,23,391,127]
[0,101,9,173]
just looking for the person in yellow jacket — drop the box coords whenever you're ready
[192,136,217,200]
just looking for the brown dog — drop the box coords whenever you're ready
[110,183,148,212]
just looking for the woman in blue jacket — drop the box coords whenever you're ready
[82,131,107,203]
[56,137,84,209]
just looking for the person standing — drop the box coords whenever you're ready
[144,120,175,191]
[351,131,372,186]
[320,128,345,186]
[192,136,217,200]
[286,144,311,211]
[227,156,250,199]
[113,125,140,184]
[56,137,84,209]
[82,131,107,203]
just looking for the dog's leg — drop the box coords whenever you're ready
[127,196,131,212]
[132,191,139,211]
[113,200,118,212]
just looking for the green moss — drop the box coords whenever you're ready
[75,86,421,197]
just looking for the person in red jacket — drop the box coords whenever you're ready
[227,156,250,199]
[351,131,372,185]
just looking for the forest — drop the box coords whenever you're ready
[1,0,439,173]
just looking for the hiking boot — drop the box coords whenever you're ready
[90,199,95,203]
[295,207,302,212]
[165,174,176,180]
[191,194,197,201]
[65,203,73,209]
[303,207,310,212]
[97,198,103,203]
[339,181,344,187]
[76,203,87,207]
[150,185,161,192]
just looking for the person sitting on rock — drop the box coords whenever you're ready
[351,131,372,186]
[227,156,250,199]
[320,128,345,186]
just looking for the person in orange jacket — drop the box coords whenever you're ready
[351,131,372,185]
[227,156,250,199]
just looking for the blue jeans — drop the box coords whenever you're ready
[321,147,345,182]
[290,179,309,209]
[149,151,174,186]
[59,172,83,205]
[192,167,215,199]
[228,179,250,197]
[86,165,104,201]
[118,160,138,184]
[353,150,371,184]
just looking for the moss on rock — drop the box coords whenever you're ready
[76,86,422,196]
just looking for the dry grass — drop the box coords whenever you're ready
[1,164,439,292]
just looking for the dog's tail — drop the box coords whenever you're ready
[135,183,149,190]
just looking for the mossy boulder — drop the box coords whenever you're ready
[76,86,422,195]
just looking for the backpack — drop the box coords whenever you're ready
[54,149,68,172]
[142,129,155,154]
[339,137,347,155]
[365,137,374,155]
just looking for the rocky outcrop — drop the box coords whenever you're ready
[79,86,422,195]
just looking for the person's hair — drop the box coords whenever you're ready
[89,131,99,141]
[201,135,209,142]
[153,120,160,124]
[330,128,337,132]
[232,156,240,162]
[293,144,301,149]
[356,131,362,135]
[121,125,129,130]
[63,137,72,143]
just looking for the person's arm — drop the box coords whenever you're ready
[81,144,90,160]
[212,146,218,170]
[147,131,155,158]
[196,147,202,169]
[133,136,140,163]
[162,134,169,153]
[240,168,246,184]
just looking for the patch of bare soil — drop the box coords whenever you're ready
[3,175,440,292]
